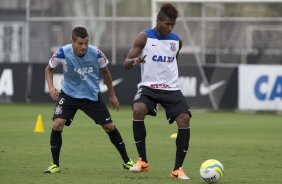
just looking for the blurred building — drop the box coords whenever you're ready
[0,0,282,65]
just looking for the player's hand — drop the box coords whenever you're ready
[49,87,60,101]
[109,94,120,111]
[132,55,146,65]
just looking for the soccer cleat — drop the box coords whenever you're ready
[123,158,134,170]
[170,167,190,180]
[43,163,60,174]
[129,158,149,173]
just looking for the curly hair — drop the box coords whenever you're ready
[72,27,88,40]
[157,3,178,20]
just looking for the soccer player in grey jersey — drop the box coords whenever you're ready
[43,26,133,174]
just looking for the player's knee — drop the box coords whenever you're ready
[132,103,147,119]
[52,118,65,131]
[102,123,115,133]
[176,113,190,128]
[133,111,145,120]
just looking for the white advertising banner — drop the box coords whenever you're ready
[239,65,282,111]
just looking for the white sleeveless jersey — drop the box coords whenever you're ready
[138,29,180,91]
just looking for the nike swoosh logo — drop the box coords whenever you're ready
[199,80,226,96]
[106,117,111,121]
[100,78,123,93]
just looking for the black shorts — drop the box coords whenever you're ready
[133,86,192,123]
[52,91,112,125]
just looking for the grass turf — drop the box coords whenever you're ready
[0,103,281,184]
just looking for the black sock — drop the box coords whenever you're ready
[50,129,62,167]
[133,120,147,163]
[174,128,190,170]
[107,127,130,163]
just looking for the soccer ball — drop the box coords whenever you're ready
[200,159,224,183]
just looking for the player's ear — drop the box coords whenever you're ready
[156,19,161,24]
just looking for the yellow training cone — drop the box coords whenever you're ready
[34,114,44,133]
[170,133,177,139]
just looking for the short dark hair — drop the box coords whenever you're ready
[157,3,178,20]
[72,27,88,40]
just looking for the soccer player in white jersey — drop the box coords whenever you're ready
[43,27,134,174]
[123,4,192,180]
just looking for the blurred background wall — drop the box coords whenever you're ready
[0,0,282,65]
[0,0,282,111]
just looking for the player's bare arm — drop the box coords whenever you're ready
[100,66,120,111]
[45,64,60,101]
[123,32,147,69]
[176,38,182,60]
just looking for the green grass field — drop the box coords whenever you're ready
[0,103,281,184]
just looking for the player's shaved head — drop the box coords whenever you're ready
[72,27,88,40]
[157,3,178,20]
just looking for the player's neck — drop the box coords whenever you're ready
[74,49,86,58]
[154,28,161,37]
[77,53,86,58]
